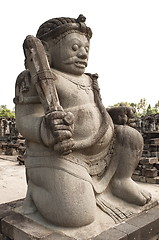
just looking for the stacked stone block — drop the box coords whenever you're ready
[133,132,159,183]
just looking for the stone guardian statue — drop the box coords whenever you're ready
[14,14,151,228]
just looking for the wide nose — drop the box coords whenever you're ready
[77,47,87,59]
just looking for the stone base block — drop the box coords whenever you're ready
[0,199,159,240]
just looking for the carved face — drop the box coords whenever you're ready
[49,32,90,75]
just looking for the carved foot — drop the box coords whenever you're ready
[110,178,151,206]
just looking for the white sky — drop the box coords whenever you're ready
[1,0,159,110]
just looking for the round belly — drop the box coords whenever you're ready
[70,104,102,140]
[66,104,114,156]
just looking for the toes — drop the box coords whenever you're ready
[140,189,152,203]
[136,187,152,206]
[137,194,147,206]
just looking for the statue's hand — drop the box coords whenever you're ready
[107,106,136,127]
[44,111,75,154]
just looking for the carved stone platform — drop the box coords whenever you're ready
[0,198,159,240]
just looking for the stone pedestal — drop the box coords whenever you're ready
[0,199,159,240]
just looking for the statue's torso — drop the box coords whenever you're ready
[53,70,114,157]
[16,69,114,173]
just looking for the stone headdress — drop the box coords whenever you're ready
[36,14,92,41]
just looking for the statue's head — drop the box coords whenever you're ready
[36,14,92,42]
[36,15,92,75]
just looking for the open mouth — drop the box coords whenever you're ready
[75,61,87,68]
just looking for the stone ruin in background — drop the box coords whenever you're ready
[0,117,25,164]
[133,113,159,183]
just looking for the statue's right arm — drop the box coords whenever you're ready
[15,70,55,147]
[15,70,74,151]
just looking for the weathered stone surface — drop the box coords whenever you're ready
[92,228,127,240]
[14,14,153,231]
[132,174,146,182]
[155,163,159,170]
[149,235,159,240]
[149,138,159,145]
[0,199,159,240]
[114,222,140,240]
[0,199,23,232]
[126,205,159,240]
[142,167,158,178]
[146,177,159,184]
[1,212,73,240]
[151,152,158,157]
[140,157,158,165]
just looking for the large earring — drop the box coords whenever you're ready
[46,52,52,67]
[41,40,52,67]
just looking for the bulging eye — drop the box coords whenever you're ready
[72,44,79,51]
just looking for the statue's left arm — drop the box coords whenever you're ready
[107,106,136,128]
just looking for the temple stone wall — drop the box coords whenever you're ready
[133,114,159,184]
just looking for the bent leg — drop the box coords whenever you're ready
[110,125,151,205]
[23,180,37,214]
[25,167,96,227]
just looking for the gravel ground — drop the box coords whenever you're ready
[0,155,27,204]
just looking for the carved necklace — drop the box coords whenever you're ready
[55,70,93,94]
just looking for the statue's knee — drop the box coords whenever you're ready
[56,181,96,227]
[32,176,96,227]
[115,125,143,149]
[45,190,96,227]
[61,199,96,227]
